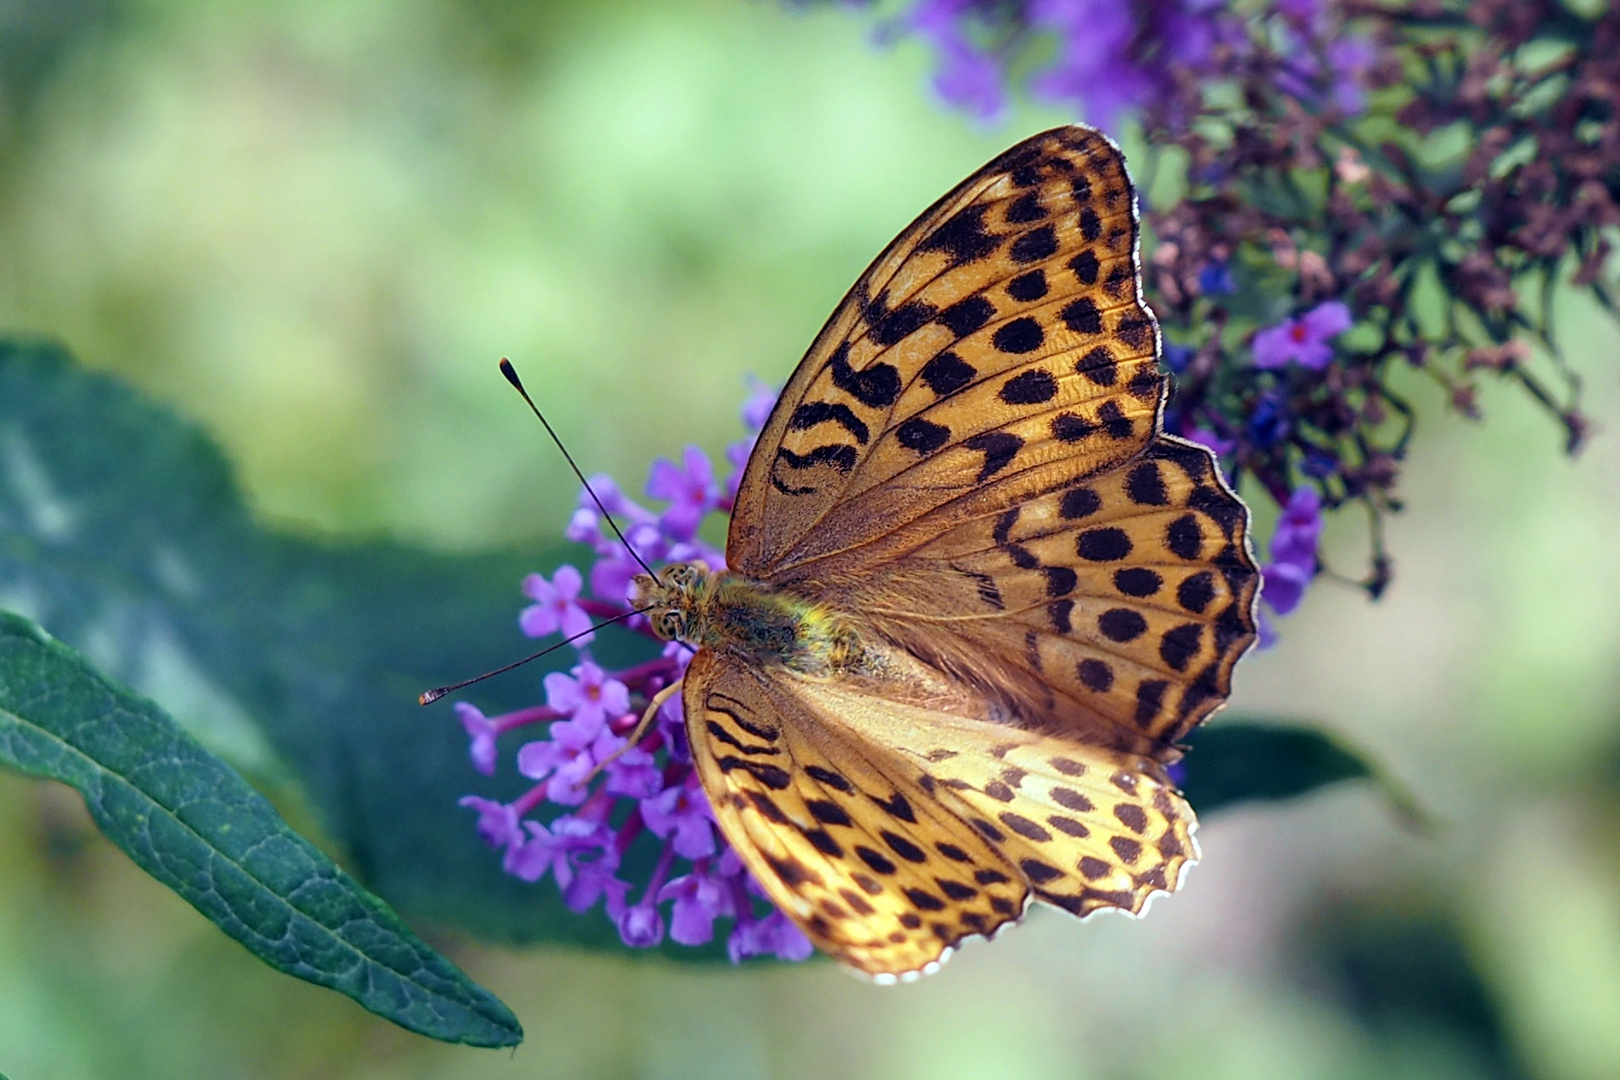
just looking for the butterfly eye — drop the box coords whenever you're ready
[656,611,686,640]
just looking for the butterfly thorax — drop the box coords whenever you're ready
[633,563,882,678]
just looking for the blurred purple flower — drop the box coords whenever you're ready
[518,722,620,806]
[648,446,720,541]
[1199,260,1236,296]
[456,703,501,776]
[740,376,778,431]
[730,908,816,963]
[907,0,1009,122]
[504,819,574,885]
[459,795,521,849]
[660,865,736,946]
[1163,341,1194,374]
[1261,486,1322,617]
[642,774,717,859]
[618,902,666,948]
[603,742,664,799]
[1253,301,1352,370]
[1248,394,1289,449]
[1186,427,1236,458]
[1029,0,1149,133]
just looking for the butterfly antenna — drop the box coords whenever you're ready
[499,357,661,582]
[418,604,656,705]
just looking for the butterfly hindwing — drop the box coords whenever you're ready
[684,649,1031,981]
[730,125,1158,579]
[784,678,1200,923]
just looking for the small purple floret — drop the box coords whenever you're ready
[521,563,595,643]
[642,775,718,860]
[647,445,720,541]
[1253,301,1352,370]
[456,702,500,776]
[544,660,630,732]
[1260,486,1324,622]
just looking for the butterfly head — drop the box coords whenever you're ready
[632,561,716,644]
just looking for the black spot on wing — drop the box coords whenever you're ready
[1113,567,1162,597]
[964,431,1023,481]
[1134,680,1169,726]
[1052,413,1097,443]
[992,317,1045,354]
[872,791,917,824]
[1075,345,1116,385]
[807,799,853,826]
[1189,484,1244,537]
[1061,298,1102,335]
[1099,609,1148,643]
[777,444,857,474]
[788,401,869,444]
[1125,461,1168,505]
[1042,566,1077,597]
[999,369,1057,405]
[1005,189,1047,223]
[1059,486,1101,519]
[1069,249,1099,285]
[1177,572,1216,613]
[805,765,854,792]
[1077,658,1114,692]
[917,204,1000,266]
[1010,224,1059,264]
[1007,269,1048,301]
[1114,314,1153,349]
[919,351,977,398]
[897,417,951,455]
[1097,400,1133,439]
[992,507,1019,543]
[938,295,995,338]
[829,342,902,407]
[1079,207,1102,241]
[1078,527,1132,561]
[1167,514,1204,559]
[1159,623,1203,671]
[717,757,791,789]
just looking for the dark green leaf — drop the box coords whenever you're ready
[0,610,522,1047]
[1183,721,1423,824]
[0,338,701,954]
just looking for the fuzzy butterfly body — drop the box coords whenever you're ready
[633,125,1259,981]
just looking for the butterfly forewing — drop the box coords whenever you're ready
[855,434,1260,748]
[730,126,1156,577]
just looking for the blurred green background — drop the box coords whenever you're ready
[1,0,1619,1077]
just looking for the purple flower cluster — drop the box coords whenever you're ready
[889,0,1373,133]
[1257,486,1323,645]
[456,379,811,963]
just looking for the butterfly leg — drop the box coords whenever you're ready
[587,678,683,779]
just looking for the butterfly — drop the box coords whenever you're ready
[632,125,1259,982]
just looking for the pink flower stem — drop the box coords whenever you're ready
[614,806,646,856]
[640,839,678,906]
[510,782,553,820]
[614,655,681,689]
[491,705,563,733]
